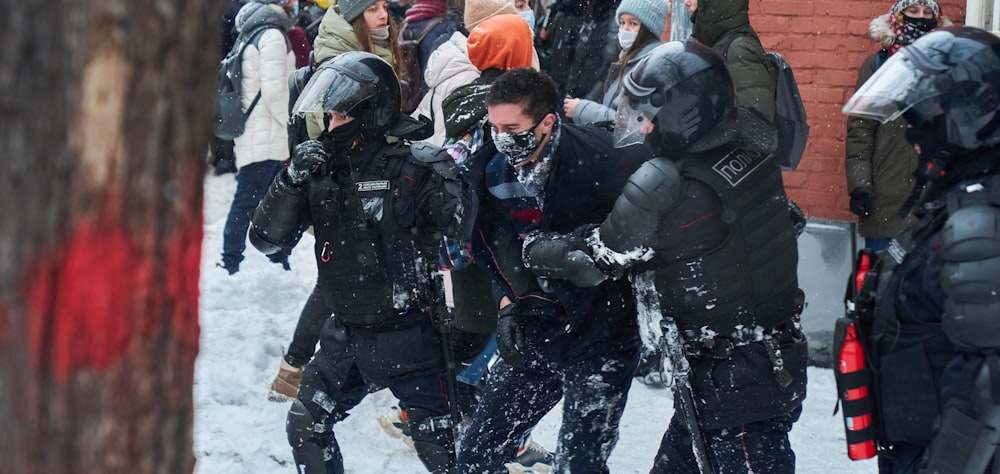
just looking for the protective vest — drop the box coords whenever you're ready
[868,173,1000,444]
[651,148,800,335]
[308,144,441,325]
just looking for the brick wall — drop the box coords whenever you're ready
[749,0,966,221]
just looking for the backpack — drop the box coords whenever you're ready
[767,52,809,170]
[719,32,810,171]
[397,16,445,115]
[213,24,285,140]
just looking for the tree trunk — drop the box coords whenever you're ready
[0,1,220,472]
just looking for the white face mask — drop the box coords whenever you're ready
[370,25,390,41]
[618,29,638,49]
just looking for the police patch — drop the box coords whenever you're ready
[356,180,391,192]
[711,150,770,187]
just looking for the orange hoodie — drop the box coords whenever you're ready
[466,14,534,72]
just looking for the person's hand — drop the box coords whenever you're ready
[287,140,328,185]
[849,192,872,217]
[563,98,580,118]
[496,303,528,371]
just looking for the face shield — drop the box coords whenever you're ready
[614,80,662,148]
[291,67,376,119]
[842,41,947,125]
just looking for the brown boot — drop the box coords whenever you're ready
[268,359,303,402]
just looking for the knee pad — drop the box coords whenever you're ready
[286,399,320,448]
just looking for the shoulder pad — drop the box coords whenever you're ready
[409,142,460,180]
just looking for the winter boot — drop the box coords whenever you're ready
[505,435,554,474]
[269,358,303,402]
[377,406,415,448]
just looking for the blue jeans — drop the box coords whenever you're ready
[457,346,639,474]
[221,160,285,270]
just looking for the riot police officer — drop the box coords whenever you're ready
[523,40,808,473]
[249,51,467,473]
[842,26,1000,473]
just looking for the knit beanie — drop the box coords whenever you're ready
[338,0,378,23]
[615,0,669,38]
[464,0,517,30]
[891,0,940,18]
[467,14,534,71]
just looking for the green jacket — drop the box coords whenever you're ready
[845,52,917,238]
[692,0,774,121]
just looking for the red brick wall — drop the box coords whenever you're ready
[748,0,966,221]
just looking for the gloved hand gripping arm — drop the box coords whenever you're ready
[249,140,328,254]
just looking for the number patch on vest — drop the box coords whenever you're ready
[711,150,769,187]
[356,180,391,192]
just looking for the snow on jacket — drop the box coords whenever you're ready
[411,31,481,145]
[234,3,295,169]
[570,40,662,125]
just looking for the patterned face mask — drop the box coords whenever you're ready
[494,119,544,165]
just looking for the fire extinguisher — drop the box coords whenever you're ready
[838,322,877,460]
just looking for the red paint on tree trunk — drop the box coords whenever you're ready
[19,193,202,381]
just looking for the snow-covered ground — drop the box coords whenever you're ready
[194,173,878,473]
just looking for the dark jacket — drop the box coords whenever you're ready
[539,0,587,95]
[441,68,505,139]
[564,9,620,99]
[471,123,647,364]
[692,0,775,121]
[845,54,918,238]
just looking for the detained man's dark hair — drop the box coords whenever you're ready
[486,68,560,122]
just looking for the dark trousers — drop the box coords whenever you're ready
[650,406,802,474]
[221,160,286,269]
[285,286,332,368]
[457,346,639,474]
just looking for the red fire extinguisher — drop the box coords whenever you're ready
[838,322,877,460]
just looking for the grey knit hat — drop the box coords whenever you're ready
[891,0,940,18]
[615,0,669,39]
[338,0,380,23]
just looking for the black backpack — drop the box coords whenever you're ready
[767,51,809,170]
[213,24,286,140]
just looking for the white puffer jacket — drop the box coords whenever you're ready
[412,32,481,146]
[234,4,295,169]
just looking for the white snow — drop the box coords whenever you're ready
[194,173,877,473]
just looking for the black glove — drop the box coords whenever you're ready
[287,139,328,185]
[496,303,528,371]
[849,192,872,217]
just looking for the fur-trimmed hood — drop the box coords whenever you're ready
[868,13,953,47]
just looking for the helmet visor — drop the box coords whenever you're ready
[842,47,946,124]
[614,80,662,148]
[291,67,375,118]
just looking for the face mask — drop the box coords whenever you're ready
[370,25,390,41]
[904,15,937,34]
[494,119,545,165]
[321,115,364,154]
[618,29,638,49]
[518,10,535,28]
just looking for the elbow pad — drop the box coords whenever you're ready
[250,173,307,254]
[939,205,1000,350]
[600,157,684,252]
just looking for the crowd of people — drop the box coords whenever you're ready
[207,0,1000,472]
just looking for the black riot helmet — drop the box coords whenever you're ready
[614,40,736,152]
[292,51,402,138]
[843,26,1000,153]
